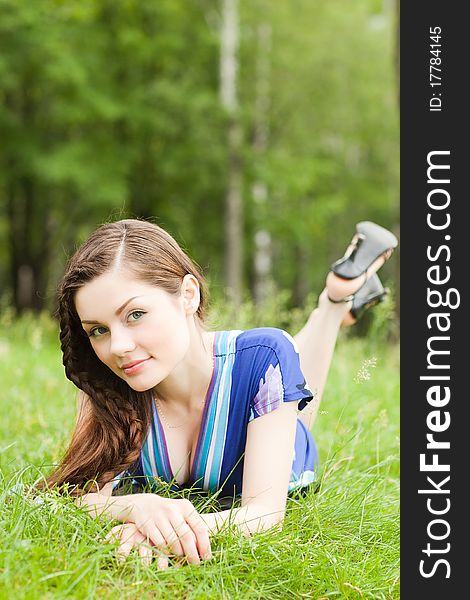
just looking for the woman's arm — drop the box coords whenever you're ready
[75,482,133,520]
[79,401,297,562]
[200,401,298,535]
[74,390,211,563]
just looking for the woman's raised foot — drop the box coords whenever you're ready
[326,250,392,303]
[326,221,397,303]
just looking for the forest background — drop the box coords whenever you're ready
[0,0,399,327]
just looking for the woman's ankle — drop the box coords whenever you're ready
[317,289,352,320]
[325,271,365,303]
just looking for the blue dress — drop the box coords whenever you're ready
[112,328,318,498]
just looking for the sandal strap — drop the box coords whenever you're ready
[327,293,354,304]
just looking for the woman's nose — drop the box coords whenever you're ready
[109,329,136,356]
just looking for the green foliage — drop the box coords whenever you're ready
[206,287,315,335]
[240,0,399,295]
[0,0,399,317]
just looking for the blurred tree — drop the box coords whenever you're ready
[0,0,399,317]
[220,0,243,307]
[251,22,273,307]
[240,0,399,305]
[0,0,226,311]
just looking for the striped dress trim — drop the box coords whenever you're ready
[141,401,172,483]
[202,330,240,489]
[136,328,318,496]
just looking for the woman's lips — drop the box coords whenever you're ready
[122,358,150,375]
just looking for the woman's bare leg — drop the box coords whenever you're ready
[294,289,350,431]
[293,251,391,431]
[292,220,396,431]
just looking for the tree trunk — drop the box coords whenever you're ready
[252,23,273,307]
[6,177,51,313]
[220,0,243,307]
[4,78,54,313]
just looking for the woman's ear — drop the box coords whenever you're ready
[181,274,201,315]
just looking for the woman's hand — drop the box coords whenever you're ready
[105,523,171,569]
[124,494,212,565]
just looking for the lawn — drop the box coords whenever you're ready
[0,308,399,599]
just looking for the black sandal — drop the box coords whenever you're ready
[330,221,398,281]
[349,273,388,321]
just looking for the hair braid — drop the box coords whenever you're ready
[35,219,208,497]
[37,302,152,495]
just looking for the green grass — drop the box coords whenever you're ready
[0,309,399,599]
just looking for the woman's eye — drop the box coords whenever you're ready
[88,326,108,338]
[128,310,145,322]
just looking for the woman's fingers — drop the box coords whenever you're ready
[106,524,144,564]
[147,513,201,564]
[142,521,184,559]
[156,520,186,558]
[137,541,154,567]
[106,523,167,568]
[136,520,188,563]
[132,519,199,566]
[121,497,212,565]
[105,523,126,544]
[168,516,201,565]
[116,539,135,563]
[179,500,212,560]
[184,508,212,560]
[105,519,212,569]
[138,521,166,550]
[156,554,170,570]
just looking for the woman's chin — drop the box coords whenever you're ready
[125,377,161,393]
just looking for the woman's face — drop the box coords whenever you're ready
[74,270,193,392]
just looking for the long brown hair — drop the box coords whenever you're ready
[36,219,208,496]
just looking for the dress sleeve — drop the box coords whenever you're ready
[248,328,314,423]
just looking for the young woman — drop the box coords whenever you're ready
[36,218,397,569]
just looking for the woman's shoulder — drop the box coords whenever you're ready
[234,327,300,356]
